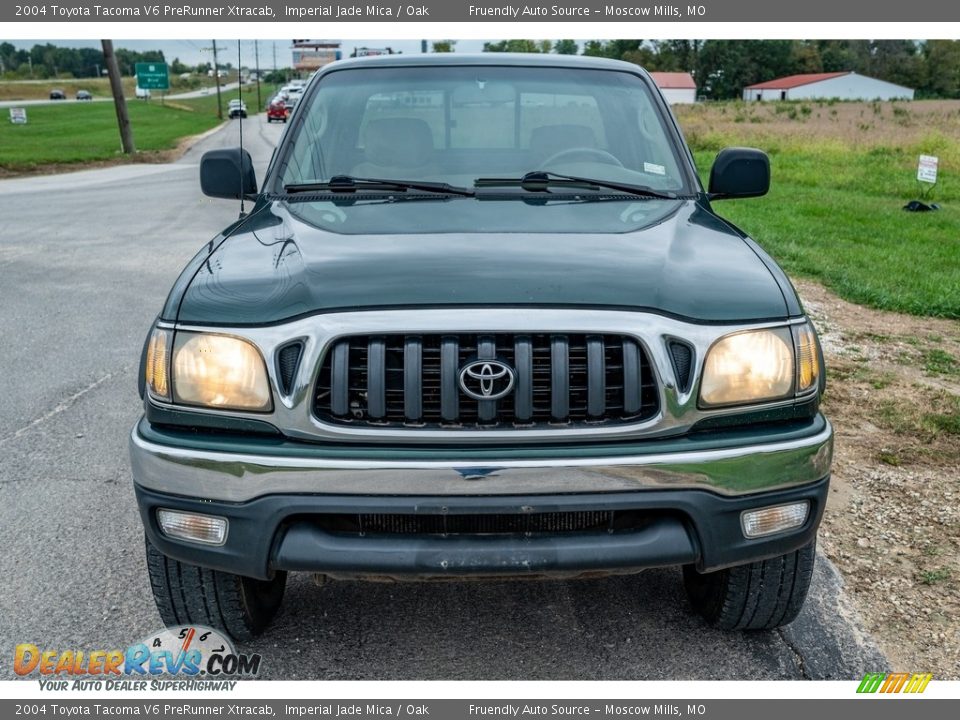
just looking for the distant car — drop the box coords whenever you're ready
[76,90,92,101]
[49,89,66,100]
[136,87,151,100]
[266,99,288,123]
[227,99,248,119]
[284,93,302,113]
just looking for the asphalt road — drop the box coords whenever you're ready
[0,82,242,108]
[0,117,888,681]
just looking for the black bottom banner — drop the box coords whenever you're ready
[2,700,956,720]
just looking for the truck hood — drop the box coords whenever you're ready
[174,199,790,325]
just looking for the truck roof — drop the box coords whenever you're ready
[324,52,650,75]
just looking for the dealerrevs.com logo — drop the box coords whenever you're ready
[15,626,261,691]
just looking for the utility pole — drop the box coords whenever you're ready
[272,42,277,72]
[101,40,135,154]
[203,40,224,120]
[254,40,261,110]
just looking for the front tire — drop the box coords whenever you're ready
[683,539,816,630]
[145,536,286,642]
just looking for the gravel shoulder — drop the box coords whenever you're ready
[796,279,960,678]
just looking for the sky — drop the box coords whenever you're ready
[5,39,492,69]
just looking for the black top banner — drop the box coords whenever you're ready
[2,0,951,22]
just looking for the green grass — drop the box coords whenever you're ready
[694,146,960,319]
[875,392,960,439]
[0,100,224,170]
[921,349,960,376]
[919,568,952,585]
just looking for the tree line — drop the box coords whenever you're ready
[4,40,959,99]
[481,40,960,99]
[0,42,171,79]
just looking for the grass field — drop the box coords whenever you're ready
[0,82,277,172]
[0,101,223,169]
[675,100,960,319]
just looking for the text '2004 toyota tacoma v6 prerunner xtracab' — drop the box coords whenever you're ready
[131,54,831,641]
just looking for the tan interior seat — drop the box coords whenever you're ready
[351,118,439,178]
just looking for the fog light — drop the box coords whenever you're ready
[741,502,809,538]
[157,509,228,546]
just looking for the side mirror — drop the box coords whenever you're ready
[200,148,257,199]
[708,147,769,199]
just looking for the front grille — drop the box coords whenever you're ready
[313,333,659,428]
[312,510,660,536]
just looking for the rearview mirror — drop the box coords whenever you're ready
[708,147,769,199]
[200,148,257,199]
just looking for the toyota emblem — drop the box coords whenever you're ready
[458,360,516,401]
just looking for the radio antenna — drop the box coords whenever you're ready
[237,39,246,218]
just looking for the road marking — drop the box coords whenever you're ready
[0,365,131,450]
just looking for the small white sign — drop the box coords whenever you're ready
[9,107,27,124]
[917,155,939,184]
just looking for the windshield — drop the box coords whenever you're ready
[273,64,692,195]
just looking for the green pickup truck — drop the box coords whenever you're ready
[131,53,831,641]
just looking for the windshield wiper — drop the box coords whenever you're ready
[474,171,678,200]
[284,175,474,197]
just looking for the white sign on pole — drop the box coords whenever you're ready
[917,155,939,184]
[9,107,27,124]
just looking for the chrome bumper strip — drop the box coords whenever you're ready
[130,420,832,503]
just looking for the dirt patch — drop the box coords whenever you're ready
[796,278,960,677]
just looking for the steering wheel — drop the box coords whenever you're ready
[540,147,624,168]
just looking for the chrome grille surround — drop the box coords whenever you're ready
[153,309,816,445]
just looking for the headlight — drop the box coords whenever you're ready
[700,328,794,407]
[171,332,272,411]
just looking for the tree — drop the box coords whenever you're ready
[553,40,578,55]
[652,40,700,71]
[432,40,456,53]
[170,57,191,75]
[922,40,960,97]
[868,40,924,90]
[790,41,823,74]
[482,40,550,53]
[695,40,797,99]
[578,40,643,61]
[581,41,605,58]
[0,41,18,73]
[622,46,658,69]
[816,40,870,73]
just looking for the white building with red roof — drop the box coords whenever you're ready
[742,71,914,102]
[649,72,697,104]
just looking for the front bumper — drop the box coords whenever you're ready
[131,416,832,580]
[130,415,832,501]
